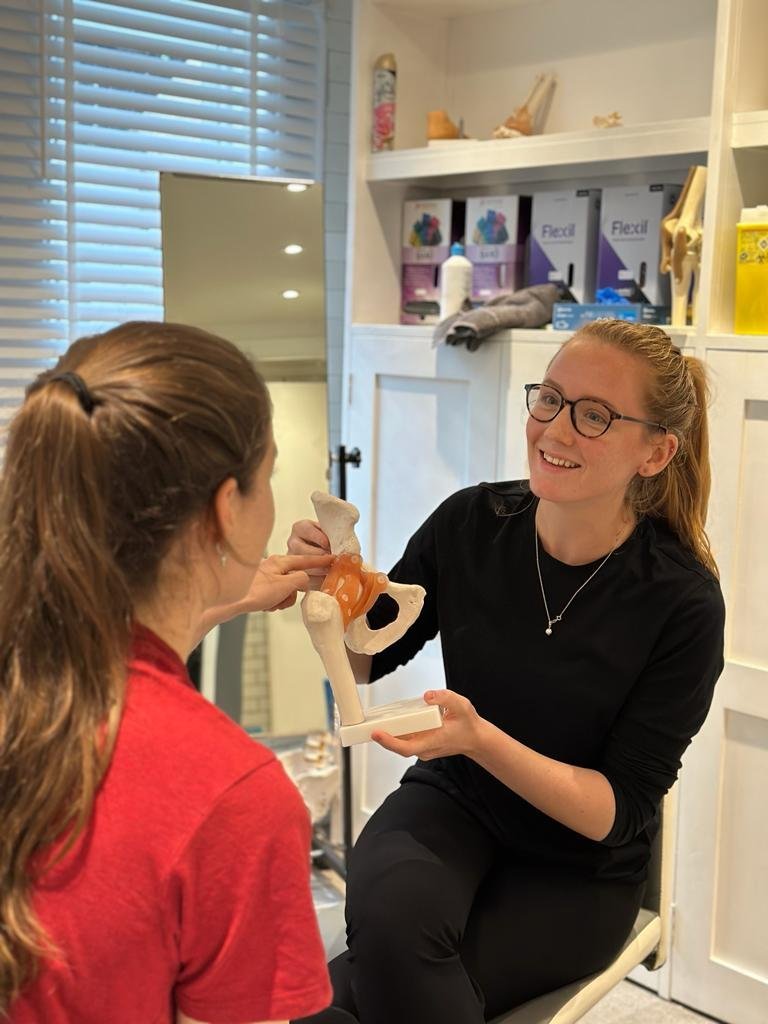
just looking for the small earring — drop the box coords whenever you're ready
[216,542,227,568]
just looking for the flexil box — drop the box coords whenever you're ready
[597,184,681,305]
[465,195,531,301]
[400,199,464,324]
[528,189,601,303]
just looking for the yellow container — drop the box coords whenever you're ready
[735,205,768,335]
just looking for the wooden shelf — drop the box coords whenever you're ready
[732,110,768,149]
[366,118,710,188]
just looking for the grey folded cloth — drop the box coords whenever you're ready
[433,283,561,351]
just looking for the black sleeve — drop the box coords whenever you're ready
[598,577,725,847]
[367,507,442,684]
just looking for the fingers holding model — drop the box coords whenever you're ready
[372,689,486,760]
[287,518,333,583]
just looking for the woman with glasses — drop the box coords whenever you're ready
[290,319,725,1024]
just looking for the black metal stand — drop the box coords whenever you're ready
[312,444,361,880]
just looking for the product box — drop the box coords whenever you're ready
[596,184,681,305]
[551,302,671,331]
[734,205,768,334]
[400,199,464,324]
[528,189,601,303]
[465,195,531,301]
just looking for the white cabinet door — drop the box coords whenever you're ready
[343,326,504,836]
[670,346,768,1024]
[499,338,563,480]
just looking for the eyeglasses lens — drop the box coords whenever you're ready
[526,385,612,438]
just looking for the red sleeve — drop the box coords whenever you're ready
[170,758,332,1023]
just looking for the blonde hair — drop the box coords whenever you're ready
[0,322,272,1011]
[568,319,717,578]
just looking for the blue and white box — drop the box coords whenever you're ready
[596,184,681,305]
[528,189,601,303]
[552,303,670,331]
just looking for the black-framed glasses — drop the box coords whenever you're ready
[524,383,667,438]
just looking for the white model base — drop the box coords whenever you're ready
[339,697,442,747]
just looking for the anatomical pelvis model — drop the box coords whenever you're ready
[301,491,443,746]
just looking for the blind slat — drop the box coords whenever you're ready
[73,65,250,107]
[73,84,250,125]
[72,109,251,142]
[76,0,250,48]
[68,43,249,87]
[72,22,251,67]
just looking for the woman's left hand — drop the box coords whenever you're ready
[371,689,487,761]
[197,553,334,643]
[243,553,334,612]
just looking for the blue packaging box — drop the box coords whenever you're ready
[552,302,670,331]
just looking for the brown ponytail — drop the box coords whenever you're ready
[0,322,271,1011]
[572,320,717,578]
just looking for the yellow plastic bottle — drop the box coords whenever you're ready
[734,205,768,334]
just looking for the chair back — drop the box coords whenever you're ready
[641,789,677,970]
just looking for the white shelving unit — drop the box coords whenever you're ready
[344,0,767,340]
[341,3,768,1022]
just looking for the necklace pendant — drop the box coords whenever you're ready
[545,625,553,636]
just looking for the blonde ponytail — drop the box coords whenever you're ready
[573,321,718,578]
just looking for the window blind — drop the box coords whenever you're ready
[0,0,325,439]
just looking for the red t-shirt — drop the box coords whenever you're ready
[10,625,332,1024]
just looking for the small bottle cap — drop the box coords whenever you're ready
[450,242,465,256]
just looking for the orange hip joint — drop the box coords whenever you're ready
[321,553,388,628]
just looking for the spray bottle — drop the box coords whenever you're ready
[372,53,396,152]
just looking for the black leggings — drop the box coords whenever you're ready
[297,781,644,1024]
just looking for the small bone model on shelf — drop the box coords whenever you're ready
[593,111,623,129]
[301,491,443,747]
[426,110,470,143]
[660,165,707,327]
[492,72,557,139]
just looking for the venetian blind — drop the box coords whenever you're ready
[0,0,325,439]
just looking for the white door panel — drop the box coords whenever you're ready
[671,346,768,1024]
[499,339,562,480]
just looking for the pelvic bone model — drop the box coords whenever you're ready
[301,491,443,747]
[660,165,707,327]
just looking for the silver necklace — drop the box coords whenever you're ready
[534,524,623,636]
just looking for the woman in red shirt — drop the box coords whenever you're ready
[0,321,333,1024]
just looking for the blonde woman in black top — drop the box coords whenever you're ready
[290,320,725,1024]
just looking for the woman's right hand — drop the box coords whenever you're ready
[287,519,331,587]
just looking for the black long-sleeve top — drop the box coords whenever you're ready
[368,482,725,883]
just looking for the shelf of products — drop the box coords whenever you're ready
[366,118,711,187]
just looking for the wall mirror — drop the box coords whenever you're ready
[161,172,330,739]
